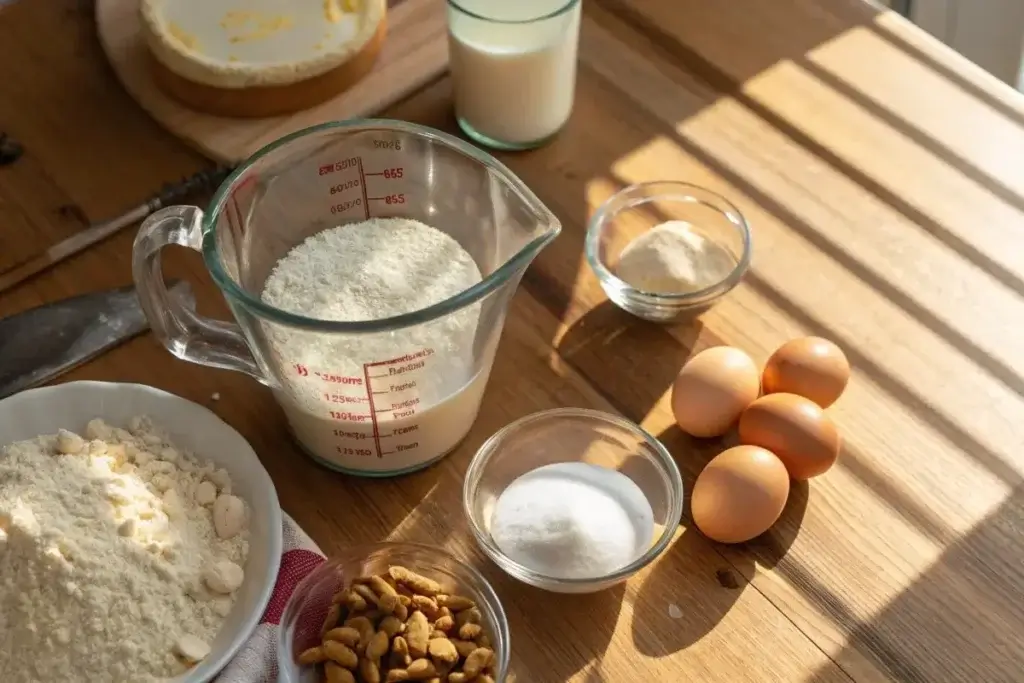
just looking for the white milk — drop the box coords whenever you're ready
[277,368,489,475]
[448,0,582,146]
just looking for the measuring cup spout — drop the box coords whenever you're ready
[487,167,562,280]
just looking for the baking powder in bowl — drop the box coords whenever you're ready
[261,218,486,474]
[613,220,736,294]
[489,462,655,580]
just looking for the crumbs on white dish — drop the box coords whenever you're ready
[0,416,250,683]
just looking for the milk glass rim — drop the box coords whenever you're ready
[585,180,753,303]
[462,407,685,588]
[447,0,580,24]
[201,118,560,333]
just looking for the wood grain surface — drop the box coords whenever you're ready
[95,0,448,162]
[3,0,1024,681]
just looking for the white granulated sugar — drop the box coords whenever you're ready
[0,417,249,683]
[260,218,487,472]
[490,462,655,580]
[613,220,737,294]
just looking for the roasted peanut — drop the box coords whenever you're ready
[406,659,438,680]
[343,616,376,648]
[458,623,482,640]
[391,635,412,668]
[463,648,494,678]
[298,645,327,665]
[394,601,410,621]
[378,615,404,638]
[325,661,356,683]
[447,673,469,683]
[437,595,475,612]
[454,607,481,628]
[411,595,439,618]
[451,639,477,658]
[434,615,455,633]
[404,610,430,657]
[359,658,382,683]
[323,641,359,669]
[353,583,380,606]
[370,575,399,597]
[427,637,459,664]
[366,630,390,661]
[321,603,343,635]
[385,670,410,683]
[378,593,401,614]
[344,590,368,612]
[323,626,361,647]
[389,566,442,596]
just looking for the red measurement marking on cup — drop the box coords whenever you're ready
[355,157,371,220]
[323,393,368,405]
[364,160,404,205]
[292,363,364,385]
[365,167,404,179]
[328,410,371,422]
[361,349,435,458]
[367,194,406,205]
[317,157,359,176]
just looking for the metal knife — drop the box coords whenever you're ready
[0,281,193,399]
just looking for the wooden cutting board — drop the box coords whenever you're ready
[95,0,449,165]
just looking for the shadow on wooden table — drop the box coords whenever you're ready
[801,487,1024,683]
[496,579,627,683]
[557,300,701,420]
[630,526,752,656]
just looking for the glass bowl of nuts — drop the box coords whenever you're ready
[277,542,511,683]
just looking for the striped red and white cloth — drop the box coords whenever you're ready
[217,514,326,683]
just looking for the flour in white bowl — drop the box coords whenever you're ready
[0,416,250,683]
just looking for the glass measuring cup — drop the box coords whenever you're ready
[132,119,561,477]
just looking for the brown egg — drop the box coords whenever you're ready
[691,445,791,544]
[762,336,850,408]
[671,346,760,438]
[738,393,841,480]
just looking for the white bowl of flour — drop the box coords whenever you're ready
[0,381,283,682]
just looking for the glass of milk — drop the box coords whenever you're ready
[447,0,581,150]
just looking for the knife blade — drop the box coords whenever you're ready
[0,281,193,399]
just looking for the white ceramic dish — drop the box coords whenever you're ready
[0,381,283,683]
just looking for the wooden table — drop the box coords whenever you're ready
[3,0,1024,681]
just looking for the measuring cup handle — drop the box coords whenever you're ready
[132,205,266,384]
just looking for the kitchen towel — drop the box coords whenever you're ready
[218,513,326,683]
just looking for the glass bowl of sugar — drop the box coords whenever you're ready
[585,181,752,323]
[463,408,684,594]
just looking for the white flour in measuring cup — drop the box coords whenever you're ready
[260,217,487,474]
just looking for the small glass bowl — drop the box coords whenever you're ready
[277,542,511,683]
[585,181,752,323]
[463,408,684,594]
